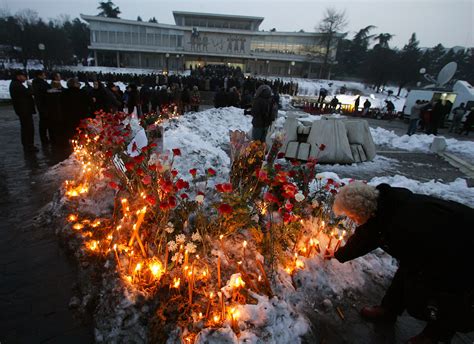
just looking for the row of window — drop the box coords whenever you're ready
[183,18,251,30]
[91,30,184,48]
[250,41,326,56]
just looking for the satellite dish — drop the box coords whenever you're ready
[437,62,457,86]
[419,67,426,74]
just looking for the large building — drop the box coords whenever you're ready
[81,11,339,77]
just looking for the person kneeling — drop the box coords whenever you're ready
[331,182,474,344]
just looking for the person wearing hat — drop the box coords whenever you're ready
[9,70,38,152]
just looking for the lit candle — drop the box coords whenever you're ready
[113,244,121,269]
[206,291,214,318]
[242,240,247,260]
[217,255,221,289]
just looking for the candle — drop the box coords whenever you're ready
[242,240,247,260]
[206,291,214,318]
[184,249,189,266]
[164,245,169,272]
[113,244,121,269]
[217,255,221,289]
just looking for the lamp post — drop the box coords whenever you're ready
[165,53,170,74]
[38,43,45,69]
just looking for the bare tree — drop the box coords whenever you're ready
[317,8,347,79]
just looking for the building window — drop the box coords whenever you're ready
[117,31,124,43]
[124,32,131,44]
[132,32,138,45]
[177,36,183,48]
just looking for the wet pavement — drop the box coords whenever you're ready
[0,104,93,343]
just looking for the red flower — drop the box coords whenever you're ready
[180,193,189,199]
[146,195,156,205]
[290,159,300,167]
[136,168,145,176]
[277,152,285,159]
[197,191,205,196]
[330,189,338,195]
[133,155,145,164]
[284,201,294,211]
[168,196,177,208]
[218,203,233,215]
[275,171,288,184]
[176,178,189,190]
[327,179,334,185]
[159,179,174,193]
[142,175,152,185]
[172,148,181,156]
[319,144,326,151]
[108,181,120,190]
[132,142,138,152]
[274,164,282,171]
[171,170,178,177]
[207,168,216,176]
[256,169,268,182]
[264,192,279,204]
[159,202,170,210]
[216,183,233,193]
[189,168,197,177]
[125,161,135,171]
[282,183,297,199]
[283,212,296,224]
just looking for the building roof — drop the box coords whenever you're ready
[172,11,264,24]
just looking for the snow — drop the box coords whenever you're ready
[268,77,408,112]
[163,107,252,182]
[370,126,474,161]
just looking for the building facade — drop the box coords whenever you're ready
[81,11,338,77]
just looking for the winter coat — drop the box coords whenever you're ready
[60,88,92,137]
[32,78,51,113]
[335,184,474,292]
[410,103,425,120]
[9,79,36,115]
[251,85,275,128]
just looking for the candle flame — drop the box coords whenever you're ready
[149,260,163,279]
[172,277,181,288]
[68,214,78,222]
[72,223,84,230]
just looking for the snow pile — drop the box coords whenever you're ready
[369,176,474,208]
[371,126,474,160]
[163,107,252,181]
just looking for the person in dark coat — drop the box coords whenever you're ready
[331,182,474,344]
[46,80,64,145]
[124,84,141,116]
[459,109,473,136]
[61,78,93,141]
[91,81,107,114]
[251,84,275,141]
[214,87,227,108]
[9,70,38,152]
[354,96,360,113]
[428,100,444,135]
[32,70,51,144]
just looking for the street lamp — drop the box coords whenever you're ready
[38,43,46,69]
[289,61,295,76]
[165,53,170,74]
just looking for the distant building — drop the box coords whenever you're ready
[80,11,340,77]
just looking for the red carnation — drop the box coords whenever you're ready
[159,202,170,210]
[146,195,156,205]
[277,152,285,159]
[125,161,135,171]
[133,155,145,164]
[207,168,216,176]
[319,144,326,151]
[180,193,189,199]
[171,170,178,177]
[168,196,177,208]
[264,192,279,204]
[108,181,120,190]
[176,178,189,190]
[218,203,233,215]
[189,168,197,177]
[284,201,294,211]
[216,183,232,193]
[172,148,181,156]
[142,175,152,185]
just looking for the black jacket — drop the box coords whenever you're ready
[251,85,274,127]
[335,184,474,291]
[32,78,51,112]
[9,79,36,115]
[61,88,92,135]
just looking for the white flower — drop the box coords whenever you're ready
[148,153,159,166]
[185,242,197,254]
[191,232,202,242]
[294,192,305,202]
[165,222,174,234]
[171,252,183,264]
[167,240,178,251]
[195,194,204,203]
[312,199,320,208]
[175,234,186,244]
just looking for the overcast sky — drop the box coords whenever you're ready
[1,0,472,48]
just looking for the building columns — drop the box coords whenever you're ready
[116,51,120,68]
[94,51,98,66]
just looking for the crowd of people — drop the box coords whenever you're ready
[7,65,298,153]
[407,100,473,136]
